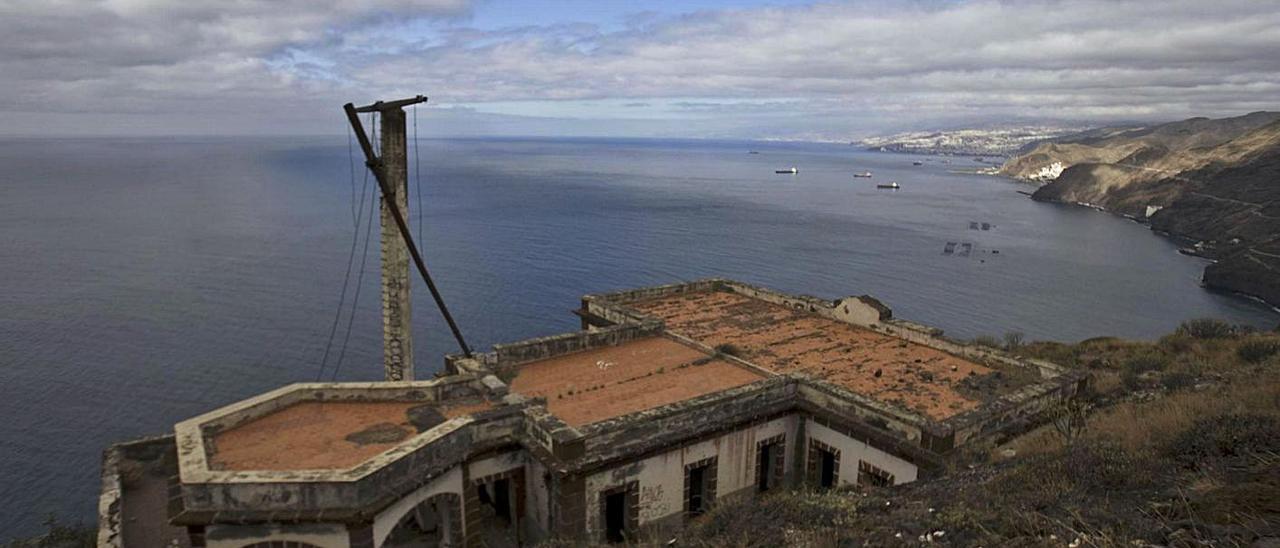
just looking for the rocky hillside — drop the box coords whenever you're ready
[999,112,1280,307]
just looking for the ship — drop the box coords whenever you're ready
[776,167,798,174]
[853,171,873,178]
[877,181,900,189]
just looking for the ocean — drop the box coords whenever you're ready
[0,136,1275,538]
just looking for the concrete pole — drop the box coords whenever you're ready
[380,107,413,381]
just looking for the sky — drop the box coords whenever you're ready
[1,0,1278,139]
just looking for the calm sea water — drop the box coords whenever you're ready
[0,136,1275,538]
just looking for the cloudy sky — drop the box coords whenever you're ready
[2,0,1277,139]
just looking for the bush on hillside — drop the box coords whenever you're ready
[1165,414,1280,468]
[1176,318,1237,340]
[1236,338,1280,364]
[1000,440,1155,498]
[1120,352,1170,390]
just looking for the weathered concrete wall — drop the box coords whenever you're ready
[467,451,525,481]
[585,279,725,310]
[832,295,893,326]
[806,420,919,486]
[582,416,794,541]
[794,377,931,443]
[186,378,486,453]
[205,522,349,548]
[577,377,794,462]
[176,409,525,521]
[525,455,552,543]
[98,445,124,548]
[947,371,1088,447]
[491,322,663,370]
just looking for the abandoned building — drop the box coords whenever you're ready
[97,98,1085,547]
[99,278,1085,547]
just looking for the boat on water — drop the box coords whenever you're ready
[776,167,798,174]
[912,161,924,166]
[748,151,760,154]
[853,171,873,178]
[876,181,900,189]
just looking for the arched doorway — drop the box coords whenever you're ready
[381,492,463,547]
[241,543,324,548]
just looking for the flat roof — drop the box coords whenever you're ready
[209,399,491,471]
[508,336,767,427]
[625,289,1031,420]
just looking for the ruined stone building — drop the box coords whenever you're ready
[99,279,1085,548]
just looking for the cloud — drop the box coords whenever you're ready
[1,0,1277,136]
[0,0,468,133]
[344,0,1280,135]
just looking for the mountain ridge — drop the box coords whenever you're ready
[999,112,1280,307]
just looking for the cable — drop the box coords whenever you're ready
[315,130,373,382]
[330,177,378,381]
[414,104,424,245]
[348,128,358,226]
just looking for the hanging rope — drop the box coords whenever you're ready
[414,104,424,245]
[347,129,358,226]
[330,177,378,381]
[316,126,373,381]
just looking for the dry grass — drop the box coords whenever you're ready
[1086,376,1280,452]
[1004,367,1280,460]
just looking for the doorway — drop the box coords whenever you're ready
[756,436,785,492]
[807,439,841,488]
[604,490,627,543]
[819,449,836,488]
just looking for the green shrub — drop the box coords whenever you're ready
[1120,352,1169,390]
[1237,338,1280,364]
[1159,332,1194,353]
[1176,318,1237,340]
[1126,353,1169,373]
[1165,414,1280,468]
[1160,371,1198,391]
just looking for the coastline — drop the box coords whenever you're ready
[1023,188,1280,314]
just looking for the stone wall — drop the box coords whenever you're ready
[175,408,525,521]
[491,322,663,370]
[946,370,1089,447]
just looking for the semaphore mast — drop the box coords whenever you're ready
[344,96,472,381]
